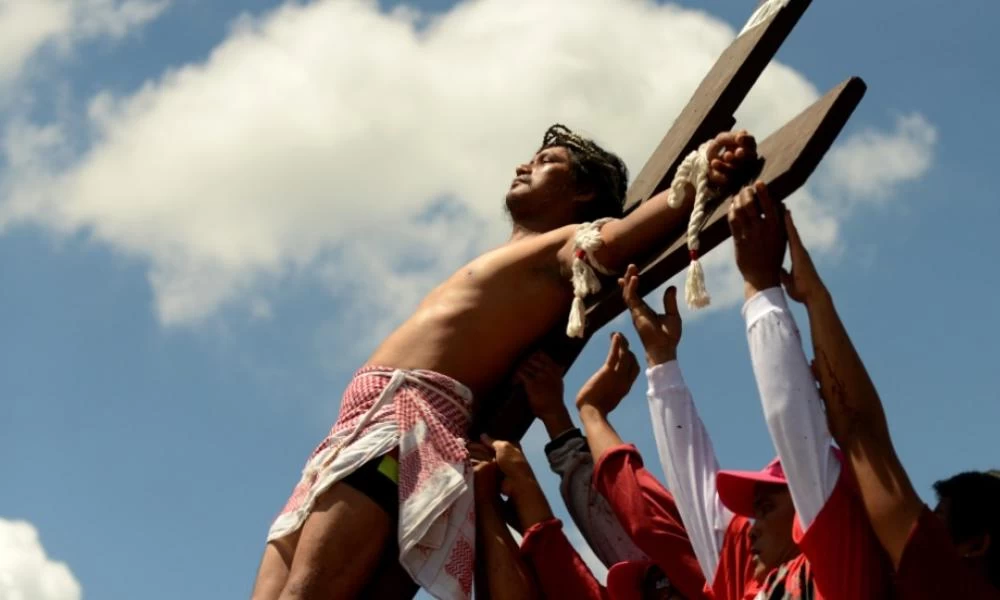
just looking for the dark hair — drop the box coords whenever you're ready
[539,124,629,222]
[933,470,1000,587]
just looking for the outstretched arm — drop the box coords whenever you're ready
[576,332,711,600]
[558,132,758,274]
[780,210,922,567]
[729,183,839,528]
[478,439,607,600]
[621,264,732,580]
[471,450,540,600]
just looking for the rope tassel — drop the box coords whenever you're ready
[566,218,615,338]
[668,141,719,310]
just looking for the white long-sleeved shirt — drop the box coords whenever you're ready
[646,286,841,583]
[743,287,840,528]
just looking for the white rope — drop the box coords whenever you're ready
[668,141,720,310]
[566,218,616,338]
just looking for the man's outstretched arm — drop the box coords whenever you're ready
[620,265,733,581]
[780,210,922,567]
[559,131,758,274]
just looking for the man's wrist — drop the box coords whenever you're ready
[743,276,780,300]
[538,406,574,439]
[577,402,608,422]
[508,480,555,529]
[804,284,832,308]
[645,348,677,367]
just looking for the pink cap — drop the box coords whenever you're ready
[717,449,844,517]
[716,457,788,518]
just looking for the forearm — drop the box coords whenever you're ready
[520,519,607,600]
[538,403,576,440]
[578,405,625,459]
[593,188,690,272]
[592,445,711,600]
[476,497,540,600]
[509,477,557,532]
[744,288,839,528]
[804,291,922,565]
[646,361,729,581]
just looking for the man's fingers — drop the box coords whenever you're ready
[784,210,804,252]
[710,158,734,174]
[663,285,679,316]
[534,352,562,375]
[714,131,741,148]
[728,200,744,239]
[756,181,777,224]
[731,187,756,236]
[606,332,623,366]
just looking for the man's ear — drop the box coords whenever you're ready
[957,533,991,558]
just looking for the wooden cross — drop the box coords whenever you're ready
[476,0,866,440]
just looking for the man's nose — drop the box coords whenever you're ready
[515,163,531,176]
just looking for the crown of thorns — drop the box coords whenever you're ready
[540,124,628,206]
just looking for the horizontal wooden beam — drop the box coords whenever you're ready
[480,76,867,441]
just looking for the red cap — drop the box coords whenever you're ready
[606,560,671,600]
[716,457,787,518]
[717,449,843,517]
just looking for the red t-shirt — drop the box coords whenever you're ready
[712,466,891,599]
[521,518,608,600]
[592,444,711,600]
[894,505,1000,599]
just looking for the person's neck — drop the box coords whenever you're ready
[508,214,569,241]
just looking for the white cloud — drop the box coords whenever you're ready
[822,112,938,201]
[0,519,81,600]
[0,0,936,337]
[0,0,168,83]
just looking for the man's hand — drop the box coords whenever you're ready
[514,353,572,437]
[707,129,759,191]
[575,332,640,417]
[729,181,786,298]
[470,442,501,502]
[472,436,544,503]
[781,210,829,305]
[619,264,682,367]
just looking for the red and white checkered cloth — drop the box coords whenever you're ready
[268,366,475,599]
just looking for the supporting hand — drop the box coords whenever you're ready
[514,352,573,437]
[781,210,829,305]
[728,181,786,298]
[620,264,682,366]
[575,332,640,417]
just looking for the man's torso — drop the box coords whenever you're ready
[366,224,579,400]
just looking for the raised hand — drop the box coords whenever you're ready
[728,181,786,298]
[781,210,828,305]
[619,264,682,366]
[514,352,566,424]
[707,129,758,190]
[575,332,641,417]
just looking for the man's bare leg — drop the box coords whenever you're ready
[357,541,420,599]
[251,535,297,600]
[260,482,391,600]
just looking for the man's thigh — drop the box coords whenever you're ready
[281,455,400,599]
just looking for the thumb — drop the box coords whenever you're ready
[606,332,623,365]
[663,286,679,316]
[780,267,793,290]
[784,210,804,253]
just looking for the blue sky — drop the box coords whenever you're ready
[0,0,997,598]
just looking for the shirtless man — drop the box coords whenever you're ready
[251,124,758,600]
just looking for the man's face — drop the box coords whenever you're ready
[505,146,584,222]
[749,484,799,579]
